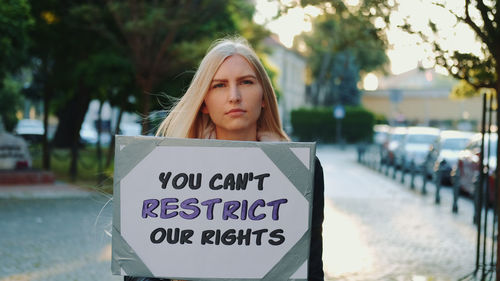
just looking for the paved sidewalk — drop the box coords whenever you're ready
[0,182,95,199]
[318,145,482,281]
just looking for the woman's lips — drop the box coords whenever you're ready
[226,108,246,115]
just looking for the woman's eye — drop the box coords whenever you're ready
[212,83,225,89]
[241,80,254,85]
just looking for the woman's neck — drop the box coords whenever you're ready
[215,128,258,141]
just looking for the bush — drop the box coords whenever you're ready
[290,106,375,143]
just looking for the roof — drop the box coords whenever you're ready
[377,68,457,91]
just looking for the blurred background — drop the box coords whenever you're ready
[0,0,496,188]
[1,0,499,280]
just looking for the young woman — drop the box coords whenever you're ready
[125,37,324,281]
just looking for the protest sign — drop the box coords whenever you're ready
[112,136,315,280]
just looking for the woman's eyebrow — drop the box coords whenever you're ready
[211,74,257,82]
[237,74,257,80]
[211,78,227,82]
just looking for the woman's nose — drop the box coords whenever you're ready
[228,85,241,103]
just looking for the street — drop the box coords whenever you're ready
[0,145,482,281]
[319,145,478,280]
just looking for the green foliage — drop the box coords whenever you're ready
[291,106,375,143]
[0,0,33,79]
[294,0,392,106]
[31,146,114,193]
[0,75,25,131]
[401,1,498,96]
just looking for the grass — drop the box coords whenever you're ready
[30,144,114,194]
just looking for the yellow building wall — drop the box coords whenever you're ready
[362,95,483,124]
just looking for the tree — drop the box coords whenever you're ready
[400,1,498,97]
[0,0,32,131]
[401,0,499,276]
[0,0,32,81]
[293,0,393,106]
[105,0,266,134]
[0,75,25,131]
[27,0,269,179]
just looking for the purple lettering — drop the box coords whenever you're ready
[180,198,201,219]
[267,198,288,220]
[201,198,222,220]
[248,199,266,220]
[222,200,241,220]
[160,198,179,219]
[142,199,159,218]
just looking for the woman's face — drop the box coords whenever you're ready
[202,55,264,141]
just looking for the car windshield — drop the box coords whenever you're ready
[442,138,470,150]
[390,134,405,141]
[407,134,437,144]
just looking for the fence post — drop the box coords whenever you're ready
[400,158,406,184]
[410,160,416,189]
[452,167,460,213]
[421,165,428,194]
[435,160,445,205]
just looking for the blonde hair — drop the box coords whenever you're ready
[156,37,289,141]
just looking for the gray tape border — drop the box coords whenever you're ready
[112,136,315,280]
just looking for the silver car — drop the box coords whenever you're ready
[394,126,440,171]
[424,130,475,184]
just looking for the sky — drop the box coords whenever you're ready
[254,0,483,89]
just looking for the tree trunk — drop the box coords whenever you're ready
[52,85,91,180]
[42,84,51,170]
[96,100,104,184]
[105,106,124,169]
[495,62,500,280]
[52,92,91,148]
[138,76,153,135]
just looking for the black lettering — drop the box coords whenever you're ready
[252,229,268,246]
[237,229,252,245]
[180,229,194,244]
[209,174,223,190]
[201,230,215,245]
[254,173,270,190]
[172,173,188,189]
[236,173,249,190]
[159,172,172,189]
[224,173,235,190]
[166,228,180,244]
[269,229,285,246]
[188,173,202,189]
[150,228,166,244]
[221,229,236,245]
[215,229,221,245]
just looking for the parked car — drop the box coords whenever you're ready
[373,124,390,145]
[14,119,44,143]
[394,126,440,171]
[0,130,32,170]
[424,130,475,184]
[454,133,497,203]
[382,126,407,166]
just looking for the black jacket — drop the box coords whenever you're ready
[124,158,325,281]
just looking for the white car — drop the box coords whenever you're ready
[0,131,32,170]
[14,119,44,143]
[395,126,440,171]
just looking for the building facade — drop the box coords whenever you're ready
[362,68,483,131]
[264,36,307,134]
